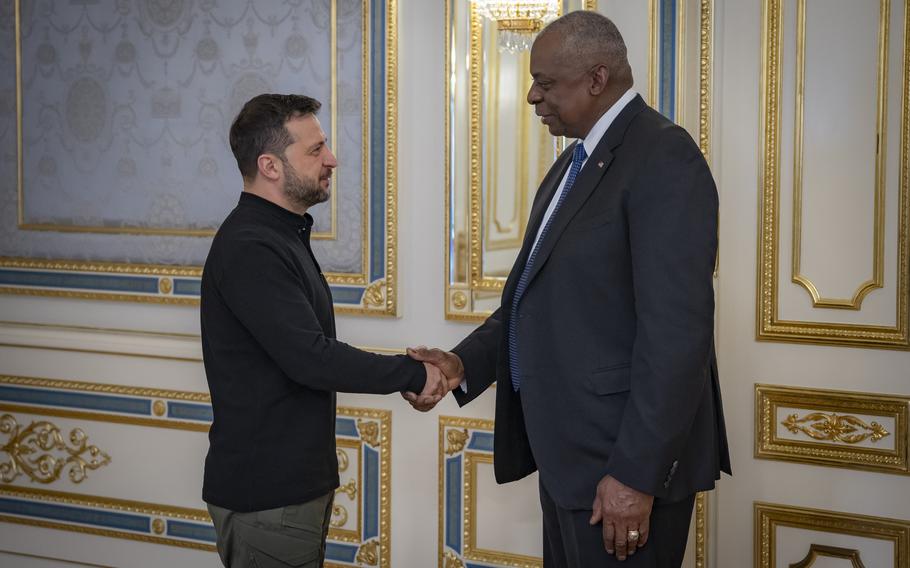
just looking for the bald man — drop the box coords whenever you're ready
[408,11,730,567]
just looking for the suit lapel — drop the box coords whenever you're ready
[520,95,647,289]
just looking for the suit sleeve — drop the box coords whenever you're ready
[451,307,504,406]
[604,127,718,497]
[215,237,427,394]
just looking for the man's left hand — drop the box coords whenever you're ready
[589,475,654,561]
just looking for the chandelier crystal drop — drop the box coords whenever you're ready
[471,0,559,53]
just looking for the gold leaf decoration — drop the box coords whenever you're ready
[0,414,111,484]
[782,412,890,444]
[335,479,357,500]
[363,280,385,307]
[357,419,380,447]
[355,539,379,565]
[445,428,469,456]
[444,550,466,568]
[330,504,348,528]
[337,448,349,472]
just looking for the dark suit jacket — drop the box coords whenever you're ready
[452,95,731,509]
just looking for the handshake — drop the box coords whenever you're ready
[403,346,465,412]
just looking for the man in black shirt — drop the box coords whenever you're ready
[201,94,451,567]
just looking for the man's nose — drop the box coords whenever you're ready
[527,85,541,105]
[325,147,338,168]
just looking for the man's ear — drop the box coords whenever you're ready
[589,64,610,96]
[257,153,281,182]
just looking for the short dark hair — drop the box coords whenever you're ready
[229,94,322,181]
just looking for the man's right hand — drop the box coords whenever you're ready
[402,347,465,411]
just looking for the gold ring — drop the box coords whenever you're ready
[627,530,640,540]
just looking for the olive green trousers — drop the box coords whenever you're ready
[208,491,334,567]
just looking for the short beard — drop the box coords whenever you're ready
[281,157,329,210]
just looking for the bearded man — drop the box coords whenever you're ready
[200,94,452,568]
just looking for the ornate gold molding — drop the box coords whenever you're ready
[0,414,111,484]
[356,419,380,447]
[756,384,909,475]
[781,412,890,444]
[445,427,469,455]
[789,0,887,310]
[791,544,866,568]
[356,539,380,566]
[335,479,357,500]
[6,0,397,315]
[0,485,215,552]
[757,0,910,348]
[331,504,349,528]
[755,502,909,568]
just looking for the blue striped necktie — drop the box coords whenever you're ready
[508,143,588,391]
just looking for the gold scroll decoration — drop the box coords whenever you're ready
[0,414,111,484]
[782,412,891,444]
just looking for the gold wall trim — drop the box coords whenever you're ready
[381,0,400,317]
[0,484,215,553]
[0,375,210,402]
[757,0,910,348]
[328,406,392,568]
[790,0,888,310]
[463,451,540,567]
[791,544,866,568]
[438,416,543,568]
[0,515,216,553]
[0,375,211,432]
[755,502,910,568]
[694,491,707,568]
[755,384,909,475]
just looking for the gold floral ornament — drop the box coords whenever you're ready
[355,539,379,565]
[330,504,348,528]
[363,280,385,308]
[335,479,357,500]
[444,550,466,568]
[445,428,469,456]
[357,419,380,447]
[0,414,111,484]
[782,412,890,444]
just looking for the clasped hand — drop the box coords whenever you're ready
[402,346,464,411]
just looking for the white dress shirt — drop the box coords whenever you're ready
[527,88,638,257]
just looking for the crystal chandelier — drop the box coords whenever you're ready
[472,0,559,53]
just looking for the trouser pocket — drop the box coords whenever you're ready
[234,518,322,567]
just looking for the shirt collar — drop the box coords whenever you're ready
[239,191,313,231]
[581,88,638,157]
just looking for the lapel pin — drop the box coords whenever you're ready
[597,161,604,168]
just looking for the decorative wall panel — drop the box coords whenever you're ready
[757,0,909,348]
[0,375,392,565]
[439,416,542,568]
[755,384,909,475]
[0,0,400,315]
[755,502,910,568]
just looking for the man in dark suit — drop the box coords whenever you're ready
[407,11,730,567]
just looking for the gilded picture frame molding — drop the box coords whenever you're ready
[2,0,399,316]
[754,502,910,568]
[756,0,910,349]
[754,383,909,476]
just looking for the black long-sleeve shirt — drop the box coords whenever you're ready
[201,192,426,512]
